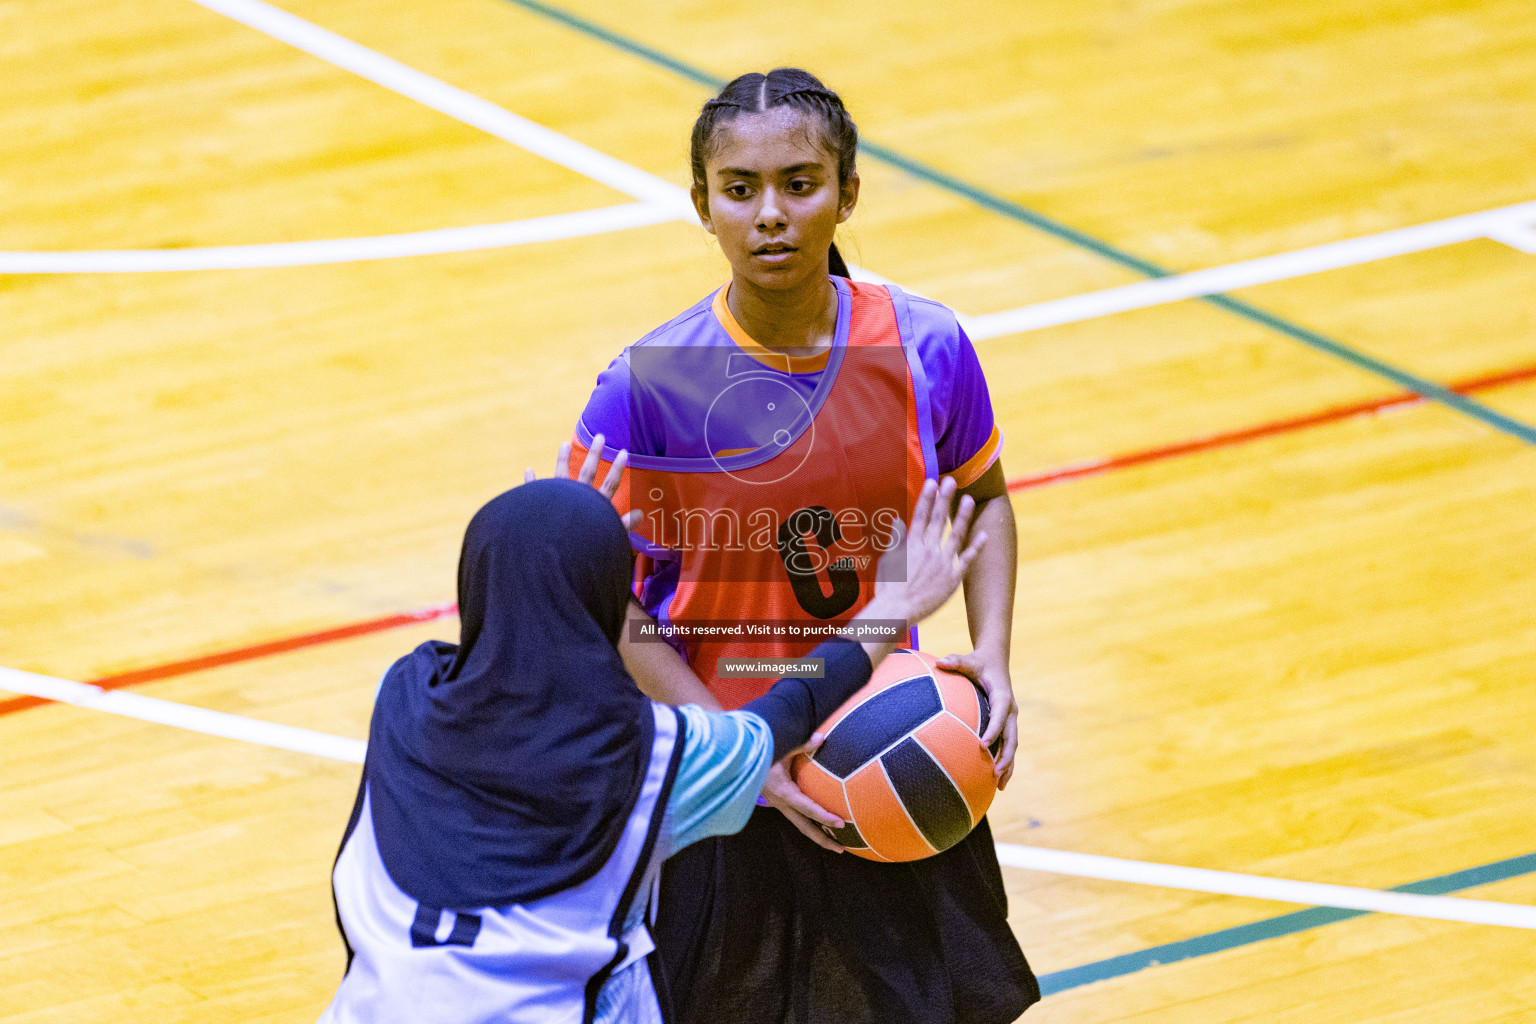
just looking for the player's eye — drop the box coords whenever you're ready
[724,183,752,198]
[789,178,817,194]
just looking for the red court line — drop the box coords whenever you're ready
[4,362,1534,720]
[1008,362,1536,493]
[0,603,458,717]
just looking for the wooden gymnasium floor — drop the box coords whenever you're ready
[3,0,1535,1019]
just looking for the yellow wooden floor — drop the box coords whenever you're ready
[3,0,1535,1020]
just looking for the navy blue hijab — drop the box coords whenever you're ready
[363,479,652,908]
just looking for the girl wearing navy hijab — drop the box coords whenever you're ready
[317,450,984,1024]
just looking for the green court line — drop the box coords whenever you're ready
[1038,850,1536,995]
[499,0,1536,446]
[507,0,726,91]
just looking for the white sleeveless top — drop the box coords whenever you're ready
[318,703,682,1024]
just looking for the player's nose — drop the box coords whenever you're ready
[756,187,788,229]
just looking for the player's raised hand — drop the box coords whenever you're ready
[525,435,640,529]
[873,477,986,629]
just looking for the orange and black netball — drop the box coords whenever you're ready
[792,648,1000,862]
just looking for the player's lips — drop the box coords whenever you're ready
[751,243,798,265]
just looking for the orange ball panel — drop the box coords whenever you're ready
[880,648,936,678]
[790,753,853,823]
[844,759,936,863]
[913,712,997,824]
[856,843,894,862]
[931,663,984,734]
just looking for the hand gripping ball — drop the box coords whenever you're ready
[791,649,1002,861]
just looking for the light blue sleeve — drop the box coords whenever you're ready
[664,703,775,855]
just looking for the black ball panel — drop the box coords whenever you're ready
[881,737,973,853]
[974,682,1004,758]
[821,819,869,849]
[812,675,943,778]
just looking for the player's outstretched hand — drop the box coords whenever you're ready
[525,435,641,529]
[871,477,986,629]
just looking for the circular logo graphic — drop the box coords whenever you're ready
[704,376,816,485]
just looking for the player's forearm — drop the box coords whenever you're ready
[618,600,722,710]
[851,593,907,668]
[743,596,913,761]
[743,639,873,761]
[962,493,1017,659]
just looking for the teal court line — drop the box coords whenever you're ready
[1038,850,1536,994]
[501,0,1536,446]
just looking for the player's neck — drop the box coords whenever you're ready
[726,275,837,357]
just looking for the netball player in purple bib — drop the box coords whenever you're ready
[572,70,1039,1023]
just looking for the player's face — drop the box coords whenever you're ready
[692,108,859,292]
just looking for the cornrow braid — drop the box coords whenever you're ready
[689,68,858,278]
[777,87,845,109]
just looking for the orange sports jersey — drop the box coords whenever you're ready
[572,279,1001,709]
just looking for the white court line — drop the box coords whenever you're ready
[994,843,1536,931]
[962,200,1536,340]
[1487,220,1536,255]
[200,0,1536,337]
[5,662,1533,929]
[0,0,696,274]
[190,0,693,217]
[0,203,675,273]
[0,666,364,763]
[2,0,1525,315]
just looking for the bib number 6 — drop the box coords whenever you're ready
[775,505,860,620]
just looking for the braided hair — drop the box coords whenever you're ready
[690,68,859,278]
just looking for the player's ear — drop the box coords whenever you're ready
[837,171,860,224]
[691,186,715,235]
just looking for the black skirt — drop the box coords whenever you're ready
[652,808,1040,1024]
